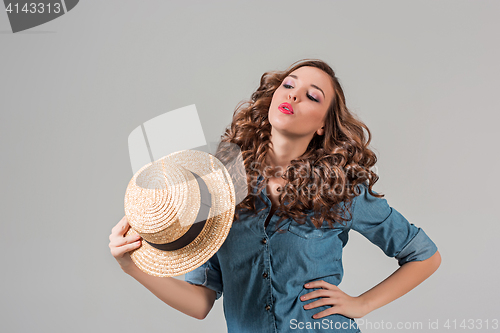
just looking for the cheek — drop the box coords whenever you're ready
[274,85,288,98]
[305,106,328,125]
[313,104,329,117]
[271,89,282,103]
[270,93,282,111]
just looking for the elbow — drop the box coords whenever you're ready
[194,313,208,321]
[402,250,441,272]
[192,296,216,320]
[196,307,212,320]
[190,308,209,320]
[184,284,216,320]
[190,304,211,320]
[426,250,442,272]
[195,306,212,320]
[432,250,441,266]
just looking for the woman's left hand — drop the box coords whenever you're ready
[301,280,370,319]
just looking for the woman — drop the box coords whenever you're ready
[109,59,441,333]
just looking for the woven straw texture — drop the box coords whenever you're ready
[124,150,235,277]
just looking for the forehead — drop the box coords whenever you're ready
[288,66,334,95]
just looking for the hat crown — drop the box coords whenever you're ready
[125,159,201,244]
[124,149,237,277]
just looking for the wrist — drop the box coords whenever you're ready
[120,260,139,276]
[356,294,373,316]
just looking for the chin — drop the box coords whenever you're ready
[270,123,298,137]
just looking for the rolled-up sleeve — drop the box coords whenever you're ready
[349,183,438,266]
[184,252,223,300]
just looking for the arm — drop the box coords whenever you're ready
[349,184,441,314]
[358,250,441,314]
[124,264,217,320]
[301,250,441,319]
[302,186,441,319]
[109,216,217,320]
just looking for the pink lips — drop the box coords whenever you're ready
[279,103,294,114]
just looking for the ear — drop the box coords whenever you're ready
[316,126,325,136]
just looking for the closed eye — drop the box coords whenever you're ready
[307,94,318,102]
[283,84,319,103]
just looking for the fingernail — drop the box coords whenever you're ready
[305,283,310,287]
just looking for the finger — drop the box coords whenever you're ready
[304,280,325,288]
[305,280,338,290]
[112,216,130,237]
[303,297,334,310]
[110,233,142,248]
[311,307,337,319]
[124,240,142,252]
[301,290,333,301]
[111,240,142,257]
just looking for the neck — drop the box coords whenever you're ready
[265,128,313,177]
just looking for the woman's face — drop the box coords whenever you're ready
[268,66,334,139]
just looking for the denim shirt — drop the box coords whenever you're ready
[185,176,438,332]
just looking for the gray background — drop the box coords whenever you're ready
[1,1,499,332]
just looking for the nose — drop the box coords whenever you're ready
[288,91,298,102]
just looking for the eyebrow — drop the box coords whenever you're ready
[288,74,325,99]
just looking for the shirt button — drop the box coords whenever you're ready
[262,272,268,278]
[261,238,267,244]
[265,305,271,311]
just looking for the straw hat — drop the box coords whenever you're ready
[124,149,236,277]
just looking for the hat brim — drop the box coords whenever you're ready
[124,150,236,277]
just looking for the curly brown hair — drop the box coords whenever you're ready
[215,59,384,231]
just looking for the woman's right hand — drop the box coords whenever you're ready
[108,216,142,273]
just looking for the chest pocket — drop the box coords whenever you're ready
[287,221,324,239]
